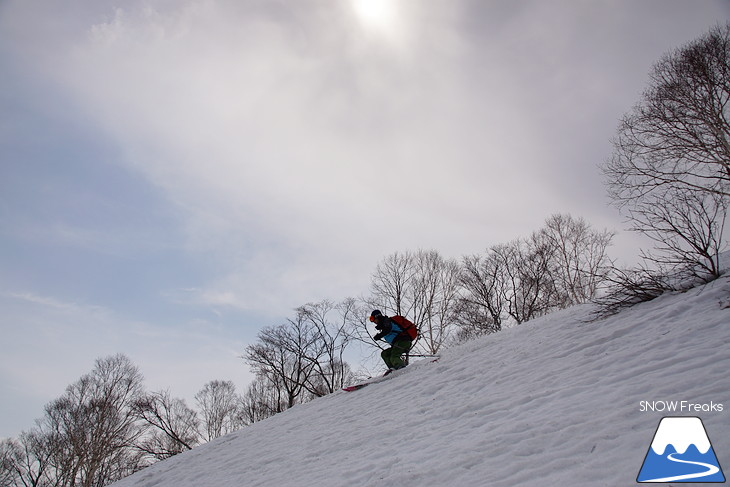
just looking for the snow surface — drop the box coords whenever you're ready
[112,274,730,487]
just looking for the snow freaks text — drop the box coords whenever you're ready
[639,401,724,413]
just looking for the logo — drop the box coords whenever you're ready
[637,417,725,483]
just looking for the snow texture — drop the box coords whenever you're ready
[111,274,730,487]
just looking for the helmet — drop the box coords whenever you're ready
[369,309,383,322]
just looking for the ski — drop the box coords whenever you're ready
[341,357,440,392]
[341,373,396,392]
[342,367,406,392]
[342,383,371,392]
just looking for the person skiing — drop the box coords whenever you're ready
[370,309,414,375]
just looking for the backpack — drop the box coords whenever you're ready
[390,315,418,341]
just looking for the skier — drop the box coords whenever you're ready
[370,310,414,375]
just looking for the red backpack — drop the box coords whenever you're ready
[390,315,418,341]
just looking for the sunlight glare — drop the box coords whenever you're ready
[352,0,397,31]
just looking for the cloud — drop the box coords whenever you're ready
[28,0,502,305]
[3,0,727,313]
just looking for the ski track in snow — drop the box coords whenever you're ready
[111,273,730,487]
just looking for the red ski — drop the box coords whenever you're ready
[342,357,439,392]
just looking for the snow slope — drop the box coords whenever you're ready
[113,275,730,487]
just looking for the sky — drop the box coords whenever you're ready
[1,0,728,438]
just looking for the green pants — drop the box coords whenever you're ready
[381,340,412,369]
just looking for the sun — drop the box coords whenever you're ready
[351,0,398,32]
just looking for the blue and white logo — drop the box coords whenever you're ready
[637,417,725,483]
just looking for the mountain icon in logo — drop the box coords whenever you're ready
[637,417,725,483]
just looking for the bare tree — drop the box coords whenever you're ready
[243,298,357,411]
[368,251,418,317]
[538,214,615,305]
[195,381,244,441]
[367,249,461,354]
[592,264,678,319]
[40,354,146,487]
[629,186,727,279]
[296,300,355,395]
[133,390,200,459]
[0,435,48,487]
[16,430,57,487]
[243,316,320,411]
[411,251,462,354]
[604,23,730,281]
[457,215,614,335]
[0,439,19,487]
[458,252,507,336]
[483,239,559,325]
[239,377,285,425]
[605,23,730,201]
[511,237,562,322]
